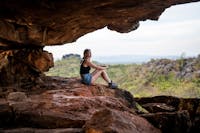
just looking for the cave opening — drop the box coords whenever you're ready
[0,0,200,93]
[45,2,200,62]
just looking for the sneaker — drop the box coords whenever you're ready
[108,81,118,89]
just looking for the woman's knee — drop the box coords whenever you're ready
[102,69,107,74]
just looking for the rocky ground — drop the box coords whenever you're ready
[145,55,200,81]
[0,76,199,133]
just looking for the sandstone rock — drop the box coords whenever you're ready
[141,111,192,133]
[0,49,53,87]
[28,50,54,72]
[142,103,176,113]
[7,92,27,102]
[136,96,200,133]
[0,0,199,46]
[0,77,137,129]
[85,108,161,133]
[0,100,13,127]
[0,128,83,133]
[0,77,200,132]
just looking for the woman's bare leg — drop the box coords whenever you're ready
[101,70,111,82]
[91,69,111,84]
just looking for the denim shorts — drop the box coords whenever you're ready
[81,73,92,85]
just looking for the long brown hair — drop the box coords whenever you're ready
[83,49,91,59]
[80,49,91,64]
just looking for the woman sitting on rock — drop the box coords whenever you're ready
[80,49,118,89]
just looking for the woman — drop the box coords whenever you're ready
[80,49,118,89]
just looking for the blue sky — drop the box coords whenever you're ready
[45,2,200,60]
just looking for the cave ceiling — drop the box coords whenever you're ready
[0,0,200,49]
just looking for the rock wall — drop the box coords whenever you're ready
[0,48,53,87]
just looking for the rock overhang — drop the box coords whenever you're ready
[0,0,200,48]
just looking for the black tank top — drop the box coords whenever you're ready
[80,60,91,74]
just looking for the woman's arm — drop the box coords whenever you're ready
[86,59,106,70]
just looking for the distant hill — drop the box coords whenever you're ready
[62,53,81,60]
[46,54,200,98]
[93,55,180,64]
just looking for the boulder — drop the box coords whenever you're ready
[7,92,27,102]
[0,49,53,87]
[136,96,200,133]
[85,108,161,133]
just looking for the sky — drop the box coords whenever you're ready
[45,2,200,60]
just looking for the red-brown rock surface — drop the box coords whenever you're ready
[0,77,160,133]
[136,96,200,133]
[0,0,200,46]
[0,77,200,133]
[0,49,53,86]
[84,109,160,133]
